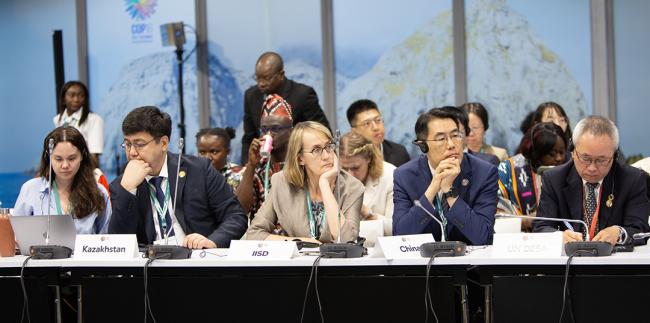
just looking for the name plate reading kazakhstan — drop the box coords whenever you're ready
[492,232,563,258]
[372,234,435,259]
[228,240,299,260]
[74,234,139,259]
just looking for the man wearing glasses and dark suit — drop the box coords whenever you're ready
[241,51,330,164]
[392,107,498,245]
[534,116,650,245]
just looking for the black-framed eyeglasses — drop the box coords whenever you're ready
[121,138,156,152]
[252,70,283,83]
[353,117,383,129]
[421,131,464,145]
[260,125,292,134]
[574,149,613,168]
[301,142,336,158]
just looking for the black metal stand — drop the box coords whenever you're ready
[175,46,186,154]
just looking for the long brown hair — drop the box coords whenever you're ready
[37,126,105,219]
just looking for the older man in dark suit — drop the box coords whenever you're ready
[109,106,247,248]
[241,52,330,163]
[534,116,650,245]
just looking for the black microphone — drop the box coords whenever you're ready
[147,138,191,260]
[413,200,467,257]
[31,138,72,259]
[495,214,612,257]
[319,129,365,258]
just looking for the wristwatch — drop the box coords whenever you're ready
[443,186,458,199]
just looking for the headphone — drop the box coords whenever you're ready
[412,139,429,154]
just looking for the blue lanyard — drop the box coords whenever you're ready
[305,189,326,239]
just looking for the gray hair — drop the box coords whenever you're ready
[572,115,619,149]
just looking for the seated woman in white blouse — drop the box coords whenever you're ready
[13,126,111,234]
[245,121,364,244]
[340,131,395,236]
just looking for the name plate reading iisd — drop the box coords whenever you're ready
[73,234,139,259]
[492,232,563,258]
[228,240,299,260]
[372,234,435,259]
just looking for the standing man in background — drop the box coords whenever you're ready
[241,51,330,164]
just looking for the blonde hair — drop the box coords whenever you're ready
[340,132,383,181]
[284,121,333,188]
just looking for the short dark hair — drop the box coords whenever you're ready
[461,102,489,131]
[122,106,172,139]
[415,106,462,140]
[195,127,236,148]
[520,122,567,170]
[439,106,470,136]
[346,99,379,126]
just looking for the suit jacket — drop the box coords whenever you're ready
[533,160,650,243]
[363,161,396,236]
[241,78,331,163]
[108,153,248,247]
[393,153,498,245]
[382,139,411,167]
[245,171,364,243]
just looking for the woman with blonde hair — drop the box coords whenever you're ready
[340,132,395,236]
[245,121,364,243]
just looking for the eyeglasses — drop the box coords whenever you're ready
[121,138,156,152]
[574,149,614,168]
[252,70,282,83]
[302,142,336,158]
[421,131,464,145]
[353,117,383,129]
[260,125,292,134]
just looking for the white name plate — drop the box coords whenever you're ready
[492,232,563,258]
[73,234,139,259]
[372,234,435,259]
[228,240,299,260]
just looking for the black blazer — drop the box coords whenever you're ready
[382,139,411,167]
[241,78,331,163]
[533,160,650,243]
[108,153,248,247]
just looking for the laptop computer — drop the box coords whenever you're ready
[9,215,76,256]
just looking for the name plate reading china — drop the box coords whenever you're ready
[228,240,299,260]
[492,232,563,258]
[372,234,435,259]
[74,234,139,259]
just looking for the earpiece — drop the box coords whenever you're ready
[412,139,429,154]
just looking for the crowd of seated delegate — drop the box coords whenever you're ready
[9,50,650,251]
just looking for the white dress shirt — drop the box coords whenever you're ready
[53,109,104,154]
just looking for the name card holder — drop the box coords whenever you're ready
[74,234,139,259]
[492,232,563,258]
[371,234,436,259]
[228,240,299,260]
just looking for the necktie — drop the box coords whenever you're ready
[149,177,174,237]
[585,182,599,236]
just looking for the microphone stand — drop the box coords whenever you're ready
[147,138,191,259]
[495,214,612,256]
[414,200,467,257]
[31,138,72,259]
[318,130,365,258]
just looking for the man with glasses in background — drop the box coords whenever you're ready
[534,116,650,245]
[109,106,247,248]
[347,99,411,167]
[242,51,330,164]
[392,107,498,245]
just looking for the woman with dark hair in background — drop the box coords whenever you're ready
[53,81,104,168]
[13,126,111,234]
[196,127,243,191]
[497,122,567,231]
[532,101,572,141]
[462,102,509,161]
